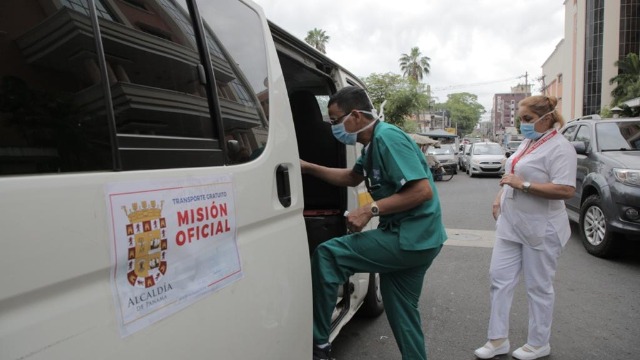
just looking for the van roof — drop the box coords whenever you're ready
[268,21,364,87]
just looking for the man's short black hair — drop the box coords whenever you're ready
[328,86,374,119]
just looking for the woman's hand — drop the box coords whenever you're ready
[500,173,524,190]
[492,202,501,220]
[492,187,504,220]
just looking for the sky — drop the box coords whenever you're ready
[252,0,565,121]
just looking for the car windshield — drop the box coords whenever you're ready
[427,145,454,155]
[473,144,503,155]
[597,121,640,151]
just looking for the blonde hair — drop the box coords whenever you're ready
[519,95,565,128]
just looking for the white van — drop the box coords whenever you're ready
[0,0,381,359]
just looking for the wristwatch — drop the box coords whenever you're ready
[522,181,531,193]
[370,202,380,217]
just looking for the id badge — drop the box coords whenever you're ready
[505,185,515,199]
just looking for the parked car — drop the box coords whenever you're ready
[504,140,522,156]
[427,144,458,174]
[466,142,506,177]
[560,116,640,258]
[459,144,472,171]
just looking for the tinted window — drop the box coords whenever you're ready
[596,121,640,150]
[562,124,579,141]
[575,125,592,150]
[0,0,268,175]
[473,144,503,155]
[428,145,454,155]
[507,141,521,148]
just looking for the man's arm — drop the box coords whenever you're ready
[301,159,364,187]
[347,178,433,232]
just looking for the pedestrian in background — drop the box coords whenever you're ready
[301,86,447,360]
[474,95,577,360]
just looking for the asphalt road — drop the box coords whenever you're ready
[331,173,640,360]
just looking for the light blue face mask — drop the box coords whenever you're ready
[331,119,358,145]
[331,101,386,145]
[520,110,554,140]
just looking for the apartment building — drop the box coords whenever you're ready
[491,85,531,138]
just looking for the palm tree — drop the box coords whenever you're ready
[305,28,330,54]
[609,52,640,104]
[399,47,431,82]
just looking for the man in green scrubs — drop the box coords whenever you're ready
[301,86,447,360]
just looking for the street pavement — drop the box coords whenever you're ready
[331,224,640,360]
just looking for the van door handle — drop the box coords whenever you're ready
[276,164,291,207]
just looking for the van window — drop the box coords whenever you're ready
[0,0,269,175]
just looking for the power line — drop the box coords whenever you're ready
[430,75,523,91]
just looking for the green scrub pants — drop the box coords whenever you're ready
[312,228,442,360]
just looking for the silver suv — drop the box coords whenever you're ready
[561,117,640,257]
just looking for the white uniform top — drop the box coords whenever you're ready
[496,130,577,249]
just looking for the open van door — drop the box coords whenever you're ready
[269,21,384,340]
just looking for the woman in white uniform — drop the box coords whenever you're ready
[474,95,577,360]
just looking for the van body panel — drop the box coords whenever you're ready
[0,0,313,358]
[0,1,379,358]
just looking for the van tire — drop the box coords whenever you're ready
[358,273,384,317]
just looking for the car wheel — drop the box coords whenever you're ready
[358,273,384,317]
[579,194,618,258]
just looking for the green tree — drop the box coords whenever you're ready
[609,52,640,105]
[304,28,330,54]
[399,47,431,83]
[442,92,485,135]
[363,73,431,129]
[363,73,405,107]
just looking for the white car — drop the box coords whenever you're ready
[459,144,472,171]
[466,142,507,177]
[427,144,458,174]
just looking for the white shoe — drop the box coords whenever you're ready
[512,343,551,360]
[474,339,510,359]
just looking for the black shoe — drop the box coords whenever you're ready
[313,343,333,360]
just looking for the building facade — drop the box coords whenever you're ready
[491,86,530,139]
[543,0,639,120]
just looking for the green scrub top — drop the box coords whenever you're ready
[354,122,447,250]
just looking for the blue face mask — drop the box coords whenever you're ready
[330,101,387,145]
[520,123,544,140]
[519,110,554,140]
[331,121,358,145]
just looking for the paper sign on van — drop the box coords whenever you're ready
[105,175,241,337]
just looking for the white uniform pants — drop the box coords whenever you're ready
[487,236,563,346]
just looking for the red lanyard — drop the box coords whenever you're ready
[510,130,557,174]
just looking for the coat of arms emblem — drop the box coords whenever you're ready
[122,200,167,288]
